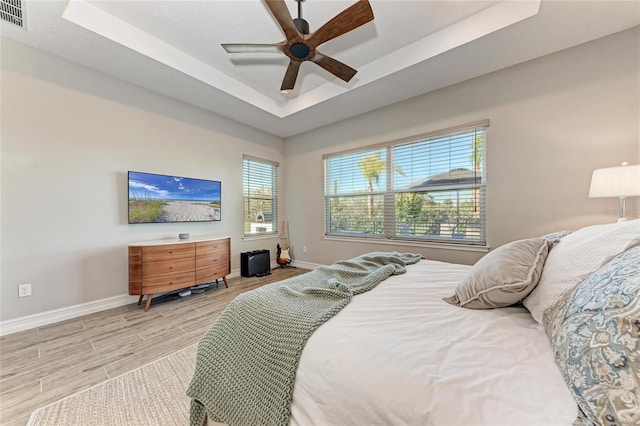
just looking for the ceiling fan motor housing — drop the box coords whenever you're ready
[293,17,309,34]
[290,15,311,60]
[289,43,311,59]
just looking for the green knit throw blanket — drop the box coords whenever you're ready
[187,251,422,426]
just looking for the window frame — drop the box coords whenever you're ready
[243,155,279,238]
[323,120,488,247]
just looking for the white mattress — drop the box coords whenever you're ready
[290,259,578,426]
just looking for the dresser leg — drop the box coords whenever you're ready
[137,295,144,305]
[222,276,229,288]
[144,294,153,312]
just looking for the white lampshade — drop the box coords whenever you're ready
[589,164,640,198]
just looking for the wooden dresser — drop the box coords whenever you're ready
[128,236,230,311]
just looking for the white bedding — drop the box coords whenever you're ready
[290,259,578,426]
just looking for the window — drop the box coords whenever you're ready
[324,121,488,245]
[243,155,278,237]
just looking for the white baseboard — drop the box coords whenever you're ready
[0,265,325,336]
[290,260,322,270]
[0,269,243,336]
[269,260,321,271]
[0,293,140,336]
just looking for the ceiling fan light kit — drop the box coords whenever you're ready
[222,0,375,91]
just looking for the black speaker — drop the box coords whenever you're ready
[241,250,271,277]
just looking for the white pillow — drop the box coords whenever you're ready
[523,219,640,323]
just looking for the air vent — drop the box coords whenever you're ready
[1,0,24,28]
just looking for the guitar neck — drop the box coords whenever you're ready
[280,221,287,248]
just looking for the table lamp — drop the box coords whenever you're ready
[589,162,640,222]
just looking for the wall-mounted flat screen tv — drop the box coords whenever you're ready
[128,171,221,224]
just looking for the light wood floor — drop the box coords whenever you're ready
[0,267,308,426]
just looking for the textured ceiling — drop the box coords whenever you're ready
[2,0,639,137]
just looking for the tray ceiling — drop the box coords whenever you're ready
[2,0,639,137]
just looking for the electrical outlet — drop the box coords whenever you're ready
[302,246,307,253]
[18,283,32,298]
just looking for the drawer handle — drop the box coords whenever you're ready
[169,251,173,254]
[169,266,173,270]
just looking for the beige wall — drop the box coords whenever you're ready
[2,28,639,323]
[283,27,640,266]
[1,39,285,321]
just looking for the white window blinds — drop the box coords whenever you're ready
[324,121,488,245]
[243,155,278,237]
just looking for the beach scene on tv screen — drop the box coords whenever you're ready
[128,172,221,223]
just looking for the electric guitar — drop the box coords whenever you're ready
[276,220,291,266]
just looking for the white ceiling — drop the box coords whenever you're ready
[2,0,639,138]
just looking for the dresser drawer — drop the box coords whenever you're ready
[142,271,195,293]
[196,240,229,257]
[196,266,228,283]
[195,251,229,270]
[142,243,194,261]
[143,257,195,277]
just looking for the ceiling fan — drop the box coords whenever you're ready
[222,0,375,91]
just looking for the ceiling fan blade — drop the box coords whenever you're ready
[307,0,374,48]
[312,52,357,83]
[222,43,284,54]
[281,60,301,91]
[264,0,300,41]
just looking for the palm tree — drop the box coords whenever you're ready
[469,132,484,171]
[359,152,386,220]
[469,132,484,213]
[359,152,405,221]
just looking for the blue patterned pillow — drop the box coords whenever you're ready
[543,246,640,426]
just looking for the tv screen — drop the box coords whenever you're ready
[128,171,221,223]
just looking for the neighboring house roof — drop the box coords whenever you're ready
[407,168,481,189]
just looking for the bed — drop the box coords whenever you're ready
[188,220,640,426]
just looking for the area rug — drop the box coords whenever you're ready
[28,344,197,425]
